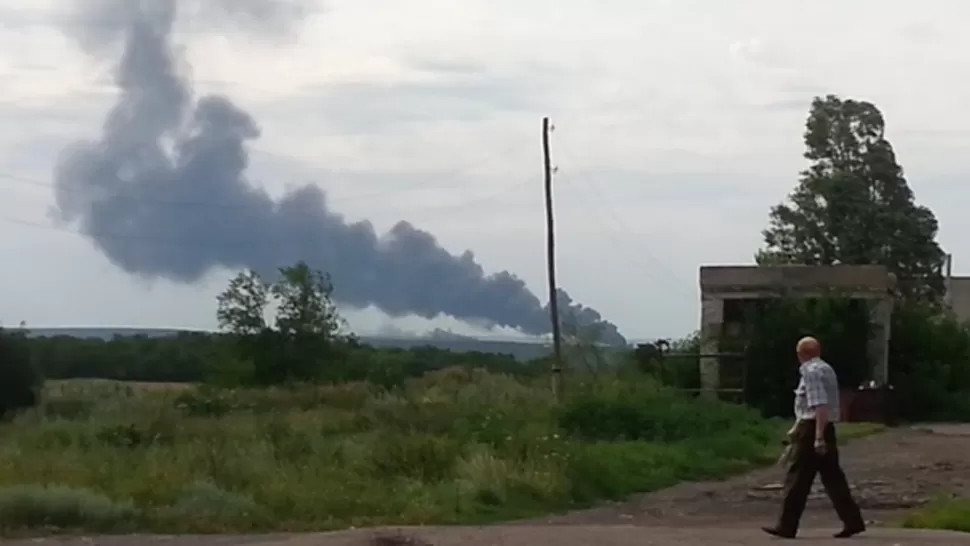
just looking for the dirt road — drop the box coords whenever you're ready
[10,425,970,545]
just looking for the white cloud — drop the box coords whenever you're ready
[2,0,970,341]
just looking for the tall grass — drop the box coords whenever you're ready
[0,369,786,534]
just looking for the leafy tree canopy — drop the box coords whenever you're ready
[757,94,946,303]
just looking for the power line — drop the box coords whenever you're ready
[551,142,694,299]
[0,120,532,209]
[0,162,524,212]
[554,174,693,300]
[0,175,534,249]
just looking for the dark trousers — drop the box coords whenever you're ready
[775,420,864,534]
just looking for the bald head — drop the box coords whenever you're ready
[796,337,821,363]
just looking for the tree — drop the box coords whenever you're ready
[758,94,946,303]
[215,262,346,384]
[270,262,346,382]
[272,262,343,340]
[216,269,269,335]
[0,327,40,418]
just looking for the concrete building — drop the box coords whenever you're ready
[698,264,896,397]
[944,256,970,323]
[946,278,970,323]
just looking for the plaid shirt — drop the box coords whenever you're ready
[794,357,841,422]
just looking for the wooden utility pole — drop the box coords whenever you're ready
[542,116,564,400]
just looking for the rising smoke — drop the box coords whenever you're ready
[52,0,627,346]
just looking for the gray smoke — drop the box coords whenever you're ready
[52,0,627,346]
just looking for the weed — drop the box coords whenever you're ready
[902,497,970,533]
[0,485,137,532]
[0,372,823,534]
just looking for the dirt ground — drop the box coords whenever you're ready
[11,425,970,545]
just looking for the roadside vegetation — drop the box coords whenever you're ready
[2,94,970,534]
[902,498,970,533]
[0,374,793,534]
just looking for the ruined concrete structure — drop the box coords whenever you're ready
[945,277,970,324]
[698,265,896,397]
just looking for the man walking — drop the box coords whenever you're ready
[762,336,866,539]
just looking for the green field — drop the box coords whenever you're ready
[0,373,881,535]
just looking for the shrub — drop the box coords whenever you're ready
[631,334,702,390]
[558,380,765,442]
[451,446,567,517]
[0,485,136,532]
[739,297,871,417]
[156,481,271,531]
[0,372,789,534]
[367,432,462,482]
[565,441,681,502]
[40,397,96,420]
[890,304,970,421]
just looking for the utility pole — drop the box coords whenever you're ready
[542,116,564,401]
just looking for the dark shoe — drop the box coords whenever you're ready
[833,524,866,538]
[761,526,796,539]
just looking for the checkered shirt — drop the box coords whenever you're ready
[793,357,841,422]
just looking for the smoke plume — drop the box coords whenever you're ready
[52,0,627,346]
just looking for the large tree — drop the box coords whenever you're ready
[216,262,346,384]
[758,94,946,303]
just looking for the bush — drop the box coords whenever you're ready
[738,297,871,417]
[890,304,970,421]
[631,334,702,391]
[156,481,271,531]
[708,296,970,422]
[565,441,682,502]
[558,378,766,442]
[0,485,136,532]
[367,433,462,482]
[0,328,40,419]
[0,372,791,534]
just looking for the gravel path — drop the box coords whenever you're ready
[8,425,970,545]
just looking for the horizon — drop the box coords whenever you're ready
[4,2,967,342]
[11,325,674,346]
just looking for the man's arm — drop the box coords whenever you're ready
[803,368,829,446]
[813,404,829,442]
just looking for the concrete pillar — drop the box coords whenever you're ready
[699,295,723,398]
[867,297,893,385]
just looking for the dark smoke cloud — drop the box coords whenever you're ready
[52,0,627,346]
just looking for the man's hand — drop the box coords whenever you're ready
[813,405,829,454]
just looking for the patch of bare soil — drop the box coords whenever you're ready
[527,424,970,529]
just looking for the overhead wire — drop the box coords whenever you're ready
[0,146,528,213]
[551,137,696,300]
[1,59,544,253]
[0,173,535,249]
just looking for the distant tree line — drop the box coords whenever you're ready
[5,329,536,384]
[0,263,544,418]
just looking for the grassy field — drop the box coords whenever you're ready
[0,371,881,535]
[902,498,970,533]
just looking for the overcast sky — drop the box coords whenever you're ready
[1,0,969,341]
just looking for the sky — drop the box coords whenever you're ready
[1,0,969,342]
